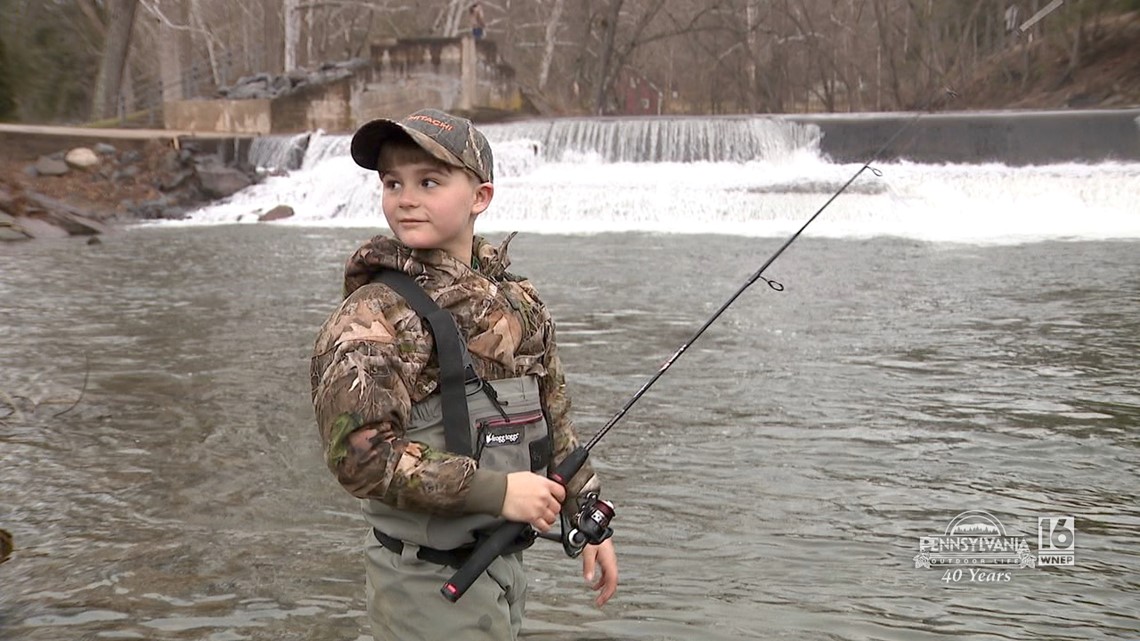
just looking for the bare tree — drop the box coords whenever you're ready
[92,0,140,120]
[285,0,300,70]
[538,0,567,90]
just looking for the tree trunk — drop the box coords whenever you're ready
[188,0,221,86]
[745,0,759,111]
[538,0,567,90]
[156,1,183,102]
[91,0,139,120]
[263,0,282,73]
[285,0,299,71]
[593,0,623,114]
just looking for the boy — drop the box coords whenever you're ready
[310,108,618,640]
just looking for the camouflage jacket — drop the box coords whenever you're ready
[311,233,598,517]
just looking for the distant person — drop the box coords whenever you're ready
[470,2,487,40]
[311,108,618,640]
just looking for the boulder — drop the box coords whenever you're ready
[34,157,70,177]
[65,147,100,170]
[13,216,69,239]
[21,192,108,235]
[0,226,29,241]
[0,178,108,241]
[196,165,253,199]
[258,205,295,222]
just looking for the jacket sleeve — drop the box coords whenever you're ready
[538,318,602,521]
[310,283,507,516]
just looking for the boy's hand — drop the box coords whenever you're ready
[501,472,565,532]
[581,538,618,607]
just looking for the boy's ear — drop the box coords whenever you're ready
[471,182,494,216]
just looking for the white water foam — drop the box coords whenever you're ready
[184,123,1140,245]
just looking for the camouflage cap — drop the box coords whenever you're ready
[350,108,494,183]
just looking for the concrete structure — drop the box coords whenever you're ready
[788,108,1140,165]
[163,36,534,134]
[165,77,355,134]
[352,37,532,122]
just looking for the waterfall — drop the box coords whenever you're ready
[183,115,1140,244]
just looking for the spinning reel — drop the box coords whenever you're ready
[536,491,616,558]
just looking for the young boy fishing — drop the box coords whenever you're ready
[310,108,618,640]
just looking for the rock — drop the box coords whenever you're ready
[271,75,292,94]
[126,197,185,221]
[0,178,108,241]
[49,210,108,235]
[196,165,252,199]
[34,157,70,177]
[13,216,69,239]
[159,169,194,192]
[112,166,141,182]
[22,192,108,235]
[258,205,294,222]
[160,149,184,173]
[65,147,100,170]
[94,143,118,155]
[0,226,29,241]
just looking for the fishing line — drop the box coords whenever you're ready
[443,3,1070,601]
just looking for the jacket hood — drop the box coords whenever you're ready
[343,232,518,297]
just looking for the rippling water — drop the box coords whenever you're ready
[1,226,1137,640]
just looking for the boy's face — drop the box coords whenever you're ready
[378,156,493,262]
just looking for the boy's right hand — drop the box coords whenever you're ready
[501,472,566,532]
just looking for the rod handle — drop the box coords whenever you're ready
[441,447,590,602]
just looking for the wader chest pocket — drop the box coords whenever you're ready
[475,410,550,473]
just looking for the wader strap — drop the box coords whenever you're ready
[373,528,473,568]
[372,528,534,567]
[373,270,477,456]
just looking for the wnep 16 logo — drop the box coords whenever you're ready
[1038,516,1076,566]
[913,511,1076,583]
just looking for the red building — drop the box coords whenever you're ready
[616,69,663,115]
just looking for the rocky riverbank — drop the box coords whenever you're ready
[0,138,266,242]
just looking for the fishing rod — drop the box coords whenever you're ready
[442,0,1070,602]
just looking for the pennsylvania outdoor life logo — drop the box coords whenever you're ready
[914,510,1076,583]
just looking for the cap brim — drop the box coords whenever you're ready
[350,119,466,172]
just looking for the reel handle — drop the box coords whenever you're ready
[441,447,590,602]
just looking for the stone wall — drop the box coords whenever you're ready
[163,36,533,132]
[166,77,357,134]
[269,76,356,132]
[353,37,534,122]
[164,99,273,134]
[469,40,530,114]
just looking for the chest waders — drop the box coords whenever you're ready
[362,270,553,565]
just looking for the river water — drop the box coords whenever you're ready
[2,118,1139,640]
